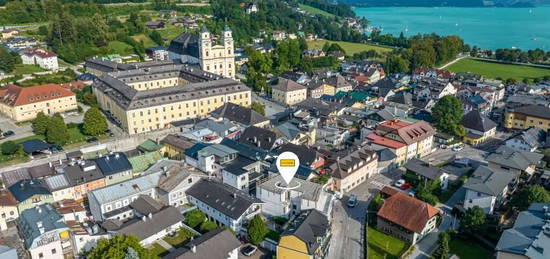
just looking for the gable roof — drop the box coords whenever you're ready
[0,84,74,107]
[272,77,306,92]
[461,110,497,132]
[238,126,277,150]
[276,143,318,167]
[511,105,550,120]
[0,189,18,207]
[282,209,329,254]
[404,159,448,181]
[330,146,377,179]
[496,203,550,258]
[185,179,262,219]
[507,127,546,149]
[486,145,543,171]
[463,166,516,196]
[210,103,268,126]
[377,192,439,233]
[104,205,184,241]
[8,179,50,202]
[163,229,241,259]
[95,152,132,176]
[377,119,435,145]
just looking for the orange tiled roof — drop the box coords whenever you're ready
[379,119,412,130]
[366,133,406,149]
[377,192,439,233]
[0,84,75,107]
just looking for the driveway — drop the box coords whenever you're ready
[328,170,401,259]
[0,115,33,143]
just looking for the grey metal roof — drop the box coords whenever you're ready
[463,166,516,196]
[130,195,164,215]
[93,64,249,111]
[275,122,301,140]
[496,203,550,259]
[44,174,71,192]
[63,161,104,186]
[486,145,543,171]
[186,179,263,219]
[163,229,241,259]
[404,159,448,181]
[104,205,184,241]
[95,152,132,176]
[282,209,329,255]
[18,204,68,249]
[198,144,238,158]
[507,127,546,150]
[259,175,323,201]
[210,103,269,126]
[89,171,162,205]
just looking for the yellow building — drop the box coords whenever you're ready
[93,62,251,135]
[272,78,307,105]
[504,105,550,131]
[199,25,236,79]
[277,209,330,259]
[0,84,77,122]
[461,110,497,145]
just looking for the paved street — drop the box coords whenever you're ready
[328,170,401,259]
[0,115,34,143]
[424,145,487,165]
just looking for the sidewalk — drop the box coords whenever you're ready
[156,239,175,252]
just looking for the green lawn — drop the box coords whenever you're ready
[447,58,550,82]
[449,238,492,259]
[156,24,184,42]
[149,243,169,257]
[12,64,45,75]
[308,40,392,56]
[367,227,409,259]
[107,41,135,55]
[132,34,158,48]
[163,227,196,248]
[299,4,335,18]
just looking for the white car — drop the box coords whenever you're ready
[452,145,464,151]
[394,179,405,188]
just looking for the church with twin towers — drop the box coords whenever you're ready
[168,25,236,79]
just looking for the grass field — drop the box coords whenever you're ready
[132,34,158,48]
[367,227,409,259]
[149,243,168,257]
[156,24,184,42]
[299,4,335,18]
[450,238,492,259]
[107,41,135,55]
[12,64,45,75]
[308,40,392,56]
[447,58,550,81]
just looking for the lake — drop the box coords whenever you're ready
[354,6,550,50]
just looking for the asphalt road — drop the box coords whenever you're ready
[328,170,401,259]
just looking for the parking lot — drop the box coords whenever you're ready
[0,115,34,143]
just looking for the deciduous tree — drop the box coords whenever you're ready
[83,107,108,136]
[247,214,268,245]
[32,112,50,135]
[185,209,206,228]
[85,234,154,259]
[432,96,465,137]
[460,206,486,234]
[512,185,550,211]
[46,114,69,146]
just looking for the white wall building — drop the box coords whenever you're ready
[199,26,235,78]
[21,49,59,70]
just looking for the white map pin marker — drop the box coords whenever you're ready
[276,151,300,186]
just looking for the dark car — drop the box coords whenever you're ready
[2,130,15,137]
[241,244,257,256]
[86,137,98,143]
[347,194,358,208]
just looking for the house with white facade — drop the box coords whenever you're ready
[21,49,59,70]
[18,204,71,259]
[256,175,333,218]
[463,166,517,214]
[186,179,263,232]
[504,126,547,152]
[184,143,238,175]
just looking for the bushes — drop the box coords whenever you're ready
[184,209,206,229]
[1,141,20,155]
[199,220,217,233]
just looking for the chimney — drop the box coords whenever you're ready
[232,193,237,199]
[148,213,153,219]
[115,153,120,159]
[142,216,147,222]
[191,245,197,253]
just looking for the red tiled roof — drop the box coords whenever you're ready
[377,192,440,233]
[0,189,18,206]
[377,120,435,145]
[366,133,406,149]
[0,84,75,107]
[379,119,412,130]
[23,49,57,58]
[61,81,87,90]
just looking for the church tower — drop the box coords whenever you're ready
[198,25,235,79]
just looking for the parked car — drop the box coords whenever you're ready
[241,244,257,256]
[3,130,15,137]
[347,194,358,208]
[452,144,464,151]
[394,179,405,188]
[440,144,448,149]
[400,182,412,190]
